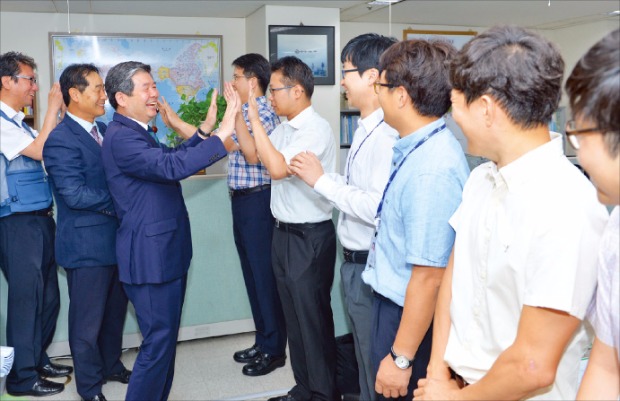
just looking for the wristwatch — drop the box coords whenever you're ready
[390,346,414,369]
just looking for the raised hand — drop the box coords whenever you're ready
[157,96,181,130]
[215,82,240,142]
[48,82,64,115]
[247,85,259,124]
[200,89,218,134]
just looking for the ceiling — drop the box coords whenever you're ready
[1,0,618,30]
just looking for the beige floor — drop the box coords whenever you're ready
[2,332,295,401]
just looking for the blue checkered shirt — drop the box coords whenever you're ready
[227,96,280,189]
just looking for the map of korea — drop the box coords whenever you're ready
[158,42,216,98]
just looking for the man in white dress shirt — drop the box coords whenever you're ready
[415,25,609,401]
[247,56,337,401]
[290,33,398,401]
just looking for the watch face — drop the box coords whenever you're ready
[394,355,410,369]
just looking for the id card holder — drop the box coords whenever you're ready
[367,217,381,269]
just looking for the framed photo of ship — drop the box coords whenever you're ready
[269,25,335,85]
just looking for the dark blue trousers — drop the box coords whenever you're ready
[66,265,128,399]
[371,293,433,401]
[0,214,60,392]
[231,188,286,355]
[123,275,187,401]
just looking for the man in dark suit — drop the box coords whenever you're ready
[43,64,131,401]
[101,61,239,401]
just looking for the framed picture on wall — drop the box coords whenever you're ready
[49,32,226,177]
[268,25,335,85]
[403,29,477,50]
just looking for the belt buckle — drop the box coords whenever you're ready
[275,219,281,228]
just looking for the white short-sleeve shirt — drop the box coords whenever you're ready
[0,101,37,160]
[588,206,620,360]
[269,106,336,223]
[444,134,609,400]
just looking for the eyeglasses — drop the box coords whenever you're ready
[14,75,38,85]
[268,85,294,94]
[565,120,600,150]
[233,74,250,81]
[373,81,397,95]
[341,68,359,79]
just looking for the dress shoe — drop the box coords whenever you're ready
[104,368,131,384]
[267,394,296,401]
[38,362,73,378]
[7,377,65,397]
[242,353,286,376]
[83,393,107,401]
[233,344,261,363]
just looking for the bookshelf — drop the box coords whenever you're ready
[23,97,36,130]
[340,108,360,148]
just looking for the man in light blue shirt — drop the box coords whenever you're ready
[362,40,469,400]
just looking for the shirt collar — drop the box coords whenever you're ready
[0,101,24,123]
[285,105,314,131]
[491,132,564,191]
[359,108,384,133]
[128,117,149,131]
[395,117,446,152]
[66,111,96,133]
[241,95,268,112]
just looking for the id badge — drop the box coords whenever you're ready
[367,217,381,269]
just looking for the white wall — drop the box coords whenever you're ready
[0,11,246,128]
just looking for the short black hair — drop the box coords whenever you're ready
[59,63,100,107]
[341,33,398,75]
[271,56,314,98]
[450,25,564,129]
[566,29,619,157]
[379,39,456,117]
[0,51,36,90]
[232,53,271,95]
[105,61,151,110]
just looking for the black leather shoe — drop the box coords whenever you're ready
[104,368,131,384]
[267,394,296,401]
[38,362,73,378]
[83,393,107,401]
[7,377,65,397]
[233,344,261,363]
[242,353,286,376]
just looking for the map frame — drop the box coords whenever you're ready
[48,32,226,177]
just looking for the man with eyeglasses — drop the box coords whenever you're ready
[0,51,72,397]
[289,33,398,401]
[566,29,619,401]
[247,56,337,401]
[359,40,469,401]
[158,53,287,378]
[415,26,608,401]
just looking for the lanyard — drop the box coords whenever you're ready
[375,123,446,218]
[345,119,384,184]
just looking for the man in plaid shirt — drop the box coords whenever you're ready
[225,53,287,377]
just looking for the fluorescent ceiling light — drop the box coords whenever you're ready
[609,10,620,16]
[368,0,403,5]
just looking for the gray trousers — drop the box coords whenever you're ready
[341,261,376,401]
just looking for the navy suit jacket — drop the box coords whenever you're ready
[43,114,118,268]
[101,112,227,285]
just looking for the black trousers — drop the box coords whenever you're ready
[66,265,128,399]
[272,220,337,401]
[231,188,286,355]
[0,214,60,392]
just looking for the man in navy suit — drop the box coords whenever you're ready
[43,64,131,401]
[101,61,239,401]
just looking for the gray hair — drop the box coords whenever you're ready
[105,61,151,110]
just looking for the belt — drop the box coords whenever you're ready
[274,219,331,238]
[343,248,369,264]
[229,184,270,199]
[10,207,53,218]
[450,368,469,389]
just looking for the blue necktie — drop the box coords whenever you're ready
[147,126,161,145]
